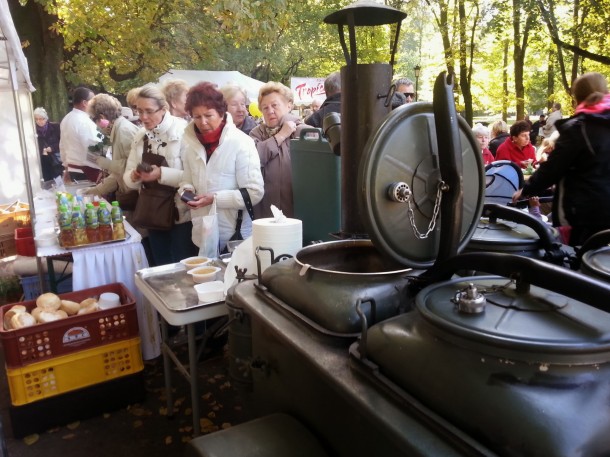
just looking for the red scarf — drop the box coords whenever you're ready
[575,93,610,115]
[195,119,226,161]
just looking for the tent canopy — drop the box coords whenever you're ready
[0,0,41,206]
[158,69,265,102]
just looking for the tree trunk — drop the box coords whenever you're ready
[9,0,68,121]
[546,49,554,110]
[502,40,509,122]
[458,0,473,126]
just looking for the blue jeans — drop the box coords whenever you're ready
[147,221,198,266]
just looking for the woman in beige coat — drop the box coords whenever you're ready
[249,82,305,219]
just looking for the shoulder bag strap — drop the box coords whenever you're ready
[239,188,255,220]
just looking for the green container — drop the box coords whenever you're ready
[291,128,341,244]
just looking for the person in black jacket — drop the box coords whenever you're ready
[530,114,546,145]
[513,72,610,246]
[34,107,63,181]
[305,72,341,129]
[488,120,509,157]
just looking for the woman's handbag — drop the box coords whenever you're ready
[131,139,178,231]
[116,189,139,211]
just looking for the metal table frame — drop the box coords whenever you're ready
[135,264,227,435]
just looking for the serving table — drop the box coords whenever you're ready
[36,221,160,360]
[135,262,228,436]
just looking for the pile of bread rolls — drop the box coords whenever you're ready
[3,293,100,330]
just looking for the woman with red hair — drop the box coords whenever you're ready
[179,82,264,253]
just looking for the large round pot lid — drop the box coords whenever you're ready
[359,102,484,268]
[469,218,540,250]
[416,276,610,360]
[582,246,610,281]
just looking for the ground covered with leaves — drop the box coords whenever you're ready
[0,342,256,457]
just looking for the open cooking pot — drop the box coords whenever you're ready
[351,252,610,456]
[259,73,485,340]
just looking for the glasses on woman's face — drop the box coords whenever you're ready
[136,107,163,117]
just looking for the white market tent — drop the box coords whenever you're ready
[0,0,41,206]
[159,69,265,102]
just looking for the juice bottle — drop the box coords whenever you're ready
[71,207,88,245]
[58,205,75,247]
[111,201,126,240]
[98,202,113,241]
[85,203,99,243]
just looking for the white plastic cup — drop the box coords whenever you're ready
[98,292,121,310]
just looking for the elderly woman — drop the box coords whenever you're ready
[34,107,62,181]
[179,82,264,253]
[162,79,190,120]
[84,94,140,202]
[488,120,509,157]
[220,84,257,135]
[472,123,494,165]
[495,120,537,168]
[513,72,610,246]
[123,84,196,265]
[249,81,305,218]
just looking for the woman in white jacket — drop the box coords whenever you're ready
[123,84,197,265]
[179,82,264,254]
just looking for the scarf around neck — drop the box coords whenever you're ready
[575,93,610,115]
[195,118,226,161]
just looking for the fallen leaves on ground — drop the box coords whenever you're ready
[133,420,143,428]
[165,436,172,445]
[23,434,39,445]
[66,421,80,430]
[62,434,76,440]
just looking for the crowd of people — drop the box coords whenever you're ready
[36,70,610,259]
[470,72,610,247]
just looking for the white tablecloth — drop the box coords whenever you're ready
[37,222,161,360]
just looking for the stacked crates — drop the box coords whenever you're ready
[0,202,31,259]
[0,283,145,436]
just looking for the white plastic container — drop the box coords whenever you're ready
[194,281,225,303]
[187,266,221,284]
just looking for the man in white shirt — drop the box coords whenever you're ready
[59,87,101,182]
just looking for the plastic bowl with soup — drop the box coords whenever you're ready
[188,266,221,283]
[180,256,211,270]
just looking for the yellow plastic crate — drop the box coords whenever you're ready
[6,337,143,406]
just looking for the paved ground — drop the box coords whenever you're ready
[0,340,256,457]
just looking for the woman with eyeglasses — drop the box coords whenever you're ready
[220,84,257,135]
[123,84,197,265]
[179,82,264,253]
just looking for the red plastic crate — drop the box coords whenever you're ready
[14,227,35,257]
[0,283,139,368]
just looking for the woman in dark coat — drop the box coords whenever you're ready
[34,107,62,181]
[513,72,610,246]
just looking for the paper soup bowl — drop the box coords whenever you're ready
[180,256,211,270]
[188,266,221,283]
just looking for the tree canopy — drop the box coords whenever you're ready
[9,0,610,122]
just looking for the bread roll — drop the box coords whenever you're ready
[36,293,61,311]
[79,298,98,308]
[4,306,26,330]
[60,300,81,316]
[77,302,99,315]
[11,312,36,329]
[31,307,43,322]
[38,310,69,323]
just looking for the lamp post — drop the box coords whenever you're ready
[414,65,421,101]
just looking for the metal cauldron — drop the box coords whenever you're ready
[259,239,412,339]
[578,229,610,280]
[352,252,610,456]
[466,203,567,265]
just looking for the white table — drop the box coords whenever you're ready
[37,221,161,360]
[135,263,228,436]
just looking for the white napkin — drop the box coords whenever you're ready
[270,204,287,223]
